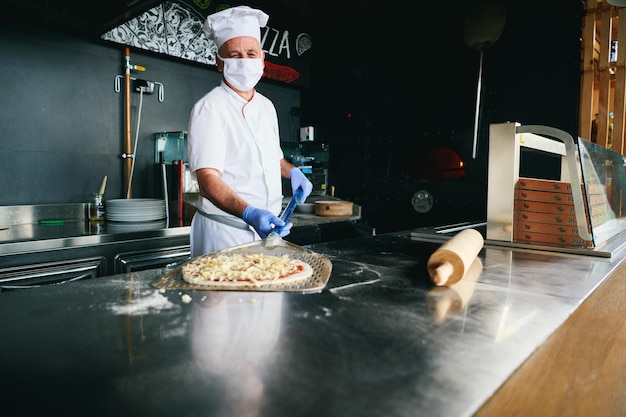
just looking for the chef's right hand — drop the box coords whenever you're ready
[242,206,286,239]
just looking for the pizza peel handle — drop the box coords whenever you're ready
[269,187,304,238]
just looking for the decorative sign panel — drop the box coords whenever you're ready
[101,1,312,87]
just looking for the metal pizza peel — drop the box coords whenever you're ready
[152,188,333,293]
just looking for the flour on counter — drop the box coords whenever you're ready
[329,278,381,294]
[107,289,180,315]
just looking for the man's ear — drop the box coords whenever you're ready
[215,55,224,72]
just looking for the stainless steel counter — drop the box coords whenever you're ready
[1,230,624,417]
[0,220,190,255]
[0,202,360,256]
[0,202,364,287]
[0,203,192,256]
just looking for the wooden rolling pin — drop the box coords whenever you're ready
[427,228,484,286]
[427,257,482,322]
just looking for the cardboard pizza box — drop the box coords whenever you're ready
[513,220,584,236]
[515,177,606,196]
[516,177,583,193]
[514,188,580,205]
[514,200,578,214]
[513,230,594,247]
[514,210,579,225]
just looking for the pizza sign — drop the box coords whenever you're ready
[261,25,312,85]
[100,1,312,87]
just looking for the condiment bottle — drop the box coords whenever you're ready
[88,193,105,221]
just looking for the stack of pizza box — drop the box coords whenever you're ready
[512,177,610,248]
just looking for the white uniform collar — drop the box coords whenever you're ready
[220,79,256,103]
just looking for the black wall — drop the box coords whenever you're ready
[0,21,300,205]
[0,0,585,233]
[303,0,584,232]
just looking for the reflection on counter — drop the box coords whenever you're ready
[188,292,283,417]
[88,220,105,234]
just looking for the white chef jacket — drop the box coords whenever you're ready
[187,81,284,255]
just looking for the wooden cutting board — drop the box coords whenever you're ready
[315,201,353,217]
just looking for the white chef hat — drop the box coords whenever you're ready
[203,5,269,51]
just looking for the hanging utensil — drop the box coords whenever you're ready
[98,175,108,197]
[463,3,506,159]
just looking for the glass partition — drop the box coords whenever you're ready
[578,137,626,245]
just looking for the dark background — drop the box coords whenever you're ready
[305,0,583,231]
[1,0,584,233]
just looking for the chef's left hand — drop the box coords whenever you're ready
[290,167,313,203]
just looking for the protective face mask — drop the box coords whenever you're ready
[218,55,264,91]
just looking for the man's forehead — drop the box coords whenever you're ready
[222,36,261,52]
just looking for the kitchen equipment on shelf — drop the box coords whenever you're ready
[300,126,314,142]
[295,202,315,214]
[156,131,198,226]
[155,131,188,164]
[283,141,329,196]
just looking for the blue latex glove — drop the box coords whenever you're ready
[275,221,293,236]
[290,167,313,203]
[242,206,291,238]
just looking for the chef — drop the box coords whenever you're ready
[187,5,313,257]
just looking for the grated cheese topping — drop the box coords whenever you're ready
[183,253,304,283]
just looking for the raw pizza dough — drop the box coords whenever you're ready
[181,253,313,288]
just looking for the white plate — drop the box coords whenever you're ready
[105,199,166,222]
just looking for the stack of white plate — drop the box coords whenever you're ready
[106,219,168,233]
[106,199,167,222]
